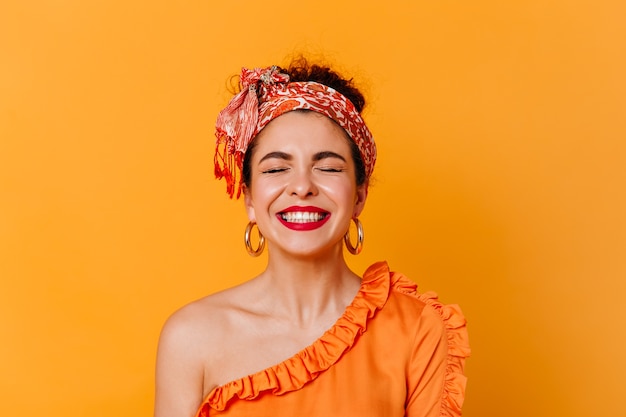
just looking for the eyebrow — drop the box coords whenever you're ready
[313,151,347,162]
[258,151,292,163]
[258,151,346,163]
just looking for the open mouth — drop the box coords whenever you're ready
[276,207,332,231]
[279,212,329,223]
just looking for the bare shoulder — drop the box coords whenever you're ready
[159,281,256,354]
[160,279,266,367]
[155,281,259,417]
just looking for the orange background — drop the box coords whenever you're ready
[1,1,625,416]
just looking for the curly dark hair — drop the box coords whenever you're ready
[240,58,368,188]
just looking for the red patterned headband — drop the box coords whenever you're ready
[214,66,376,198]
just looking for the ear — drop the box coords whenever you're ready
[353,181,369,217]
[242,184,256,223]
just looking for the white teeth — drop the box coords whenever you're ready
[281,212,327,223]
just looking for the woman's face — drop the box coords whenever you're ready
[243,111,368,258]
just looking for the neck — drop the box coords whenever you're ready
[255,244,361,326]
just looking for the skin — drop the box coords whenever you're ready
[154,111,369,417]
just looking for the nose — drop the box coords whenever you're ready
[287,169,318,198]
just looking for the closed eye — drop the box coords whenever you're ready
[262,167,289,174]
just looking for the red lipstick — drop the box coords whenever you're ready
[276,206,331,231]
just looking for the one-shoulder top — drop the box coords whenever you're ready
[195,261,470,417]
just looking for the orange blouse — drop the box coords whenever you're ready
[195,262,470,417]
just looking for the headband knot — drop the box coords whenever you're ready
[214,66,376,198]
[243,66,290,90]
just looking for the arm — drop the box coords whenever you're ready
[405,302,469,417]
[154,312,205,417]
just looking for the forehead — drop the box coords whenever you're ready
[252,111,352,156]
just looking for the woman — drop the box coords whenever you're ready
[155,60,470,417]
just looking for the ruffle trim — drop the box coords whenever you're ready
[390,271,471,417]
[197,262,392,415]
[196,262,470,417]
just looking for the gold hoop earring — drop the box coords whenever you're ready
[244,221,265,257]
[344,217,364,255]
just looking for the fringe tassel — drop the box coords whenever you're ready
[213,67,291,199]
[214,132,240,199]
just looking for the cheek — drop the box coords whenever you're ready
[321,180,358,207]
[248,177,285,207]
